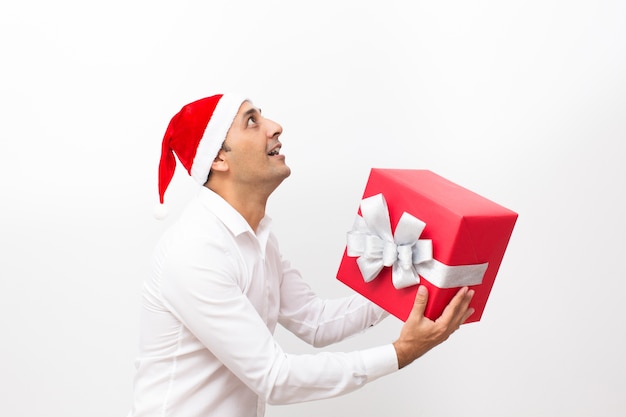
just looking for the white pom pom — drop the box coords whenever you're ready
[153,203,169,220]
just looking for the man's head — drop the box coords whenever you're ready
[207,99,290,194]
[156,94,290,216]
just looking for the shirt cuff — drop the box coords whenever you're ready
[360,344,399,383]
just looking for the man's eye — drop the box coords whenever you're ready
[247,117,257,127]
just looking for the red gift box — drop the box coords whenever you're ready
[336,169,518,323]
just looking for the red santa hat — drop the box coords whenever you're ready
[155,93,247,218]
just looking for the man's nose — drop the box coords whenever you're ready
[266,118,283,139]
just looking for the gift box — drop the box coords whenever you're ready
[336,169,517,323]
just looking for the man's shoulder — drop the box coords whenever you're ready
[177,201,234,241]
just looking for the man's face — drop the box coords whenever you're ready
[220,100,291,188]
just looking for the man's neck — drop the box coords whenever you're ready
[205,183,270,232]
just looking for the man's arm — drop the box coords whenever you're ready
[277,260,388,347]
[393,285,475,369]
[162,234,472,403]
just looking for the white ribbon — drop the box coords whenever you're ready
[346,193,488,289]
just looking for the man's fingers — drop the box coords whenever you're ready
[438,287,474,323]
[461,307,476,324]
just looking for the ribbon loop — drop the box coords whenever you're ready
[346,193,488,290]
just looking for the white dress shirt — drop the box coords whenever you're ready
[129,187,398,417]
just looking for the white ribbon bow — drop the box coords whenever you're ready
[346,193,488,289]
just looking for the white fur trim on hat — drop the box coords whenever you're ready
[190,93,248,184]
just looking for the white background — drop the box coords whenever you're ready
[1,1,625,416]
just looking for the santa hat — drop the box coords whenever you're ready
[155,93,247,219]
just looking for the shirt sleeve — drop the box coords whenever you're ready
[160,235,398,406]
[277,258,389,347]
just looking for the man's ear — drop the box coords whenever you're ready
[211,149,229,172]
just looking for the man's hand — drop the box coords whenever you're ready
[392,285,475,369]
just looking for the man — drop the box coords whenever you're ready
[129,93,474,417]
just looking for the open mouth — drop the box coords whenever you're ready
[267,144,281,156]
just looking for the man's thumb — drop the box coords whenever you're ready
[411,285,429,315]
